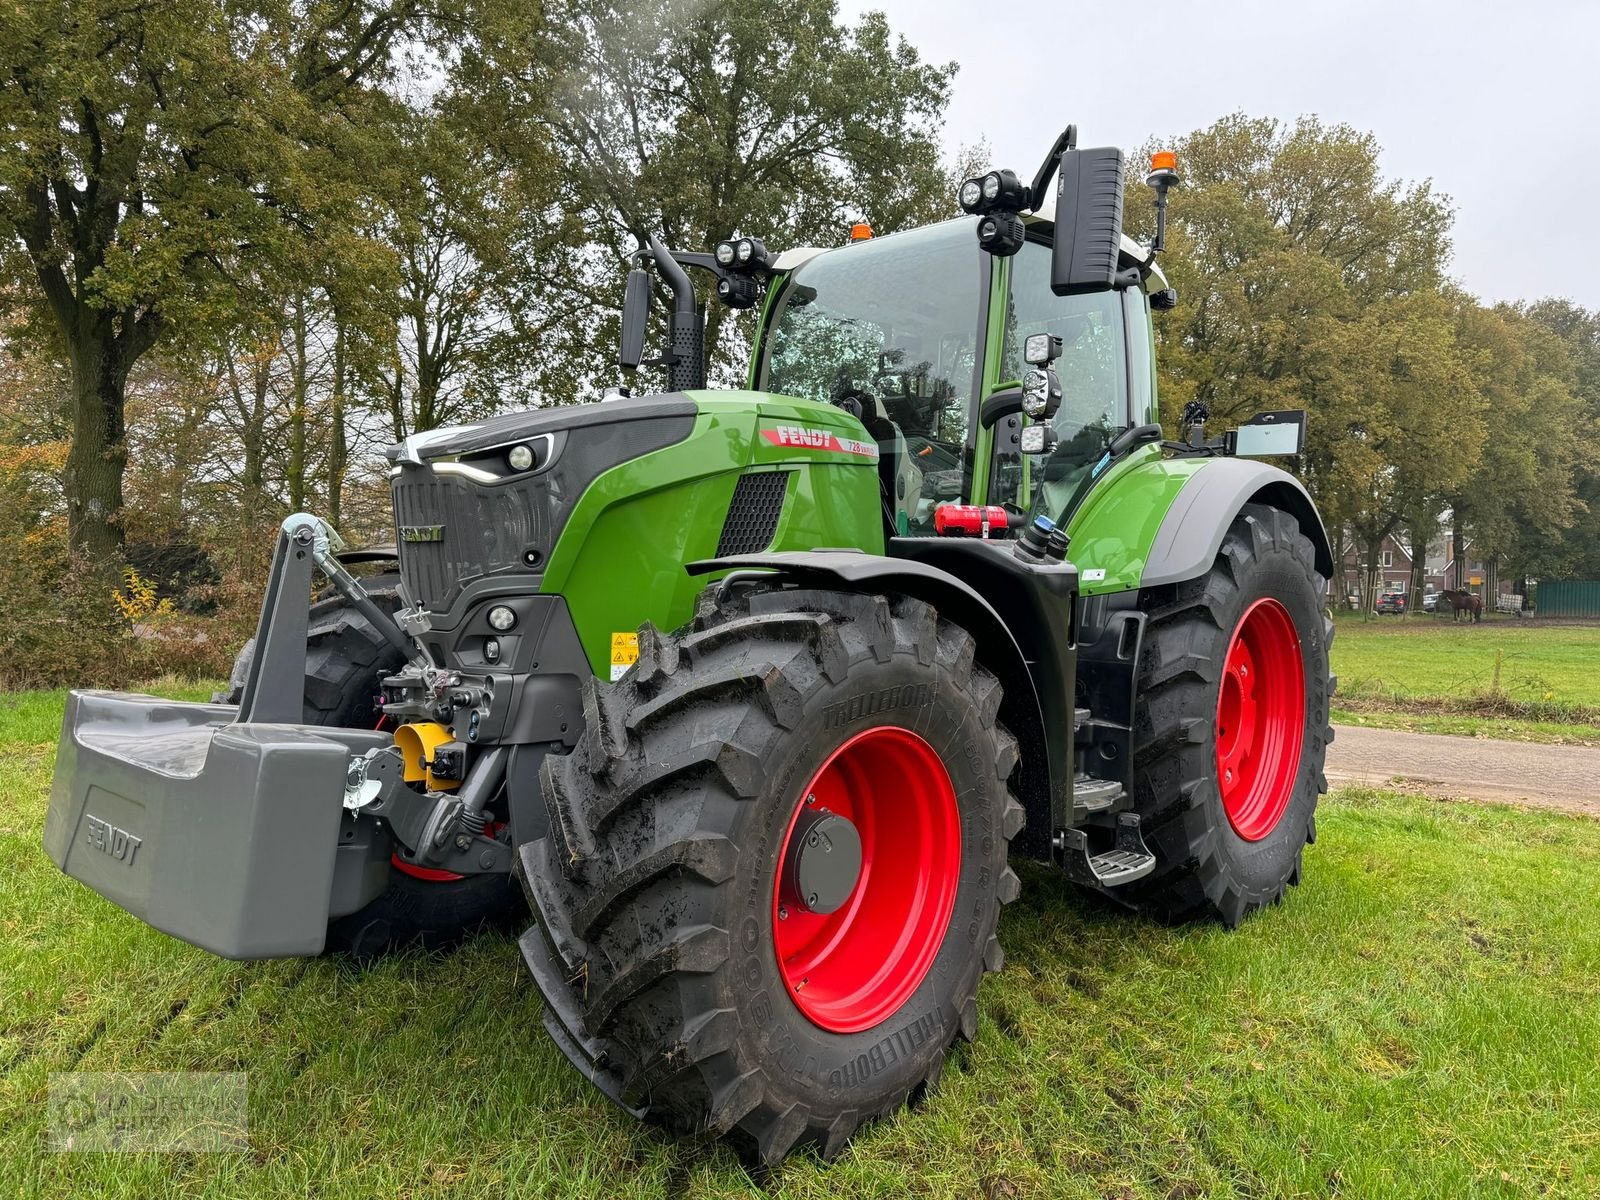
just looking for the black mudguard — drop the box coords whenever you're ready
[1142,458,1334,588]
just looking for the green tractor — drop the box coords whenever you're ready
[45,128,1333,1164]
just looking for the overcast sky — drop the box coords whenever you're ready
[842,0,1598,309]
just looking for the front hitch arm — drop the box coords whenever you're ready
[284,513,422,665]
[237,513,426,724]
[347,744,512,876]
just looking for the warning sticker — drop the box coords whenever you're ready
[609,631,639,681]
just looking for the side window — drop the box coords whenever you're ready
[1125,289,1155,425]
[992,239,1130,519]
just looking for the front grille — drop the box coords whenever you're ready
[716,471,789,556]
[392,473,554,611]
[385,400,699,615]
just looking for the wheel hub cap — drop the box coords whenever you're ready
[779,808,863,915]
[1216,597,1306,841]
[773,726,960,1033]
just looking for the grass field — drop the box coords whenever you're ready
[1330,617,1600,744]
[5,688,1600,1198]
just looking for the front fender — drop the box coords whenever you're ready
[1062,449,1333,596]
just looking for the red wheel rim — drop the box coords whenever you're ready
[773,726,960,1033]
[1215,598,1305,841]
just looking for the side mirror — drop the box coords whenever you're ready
[1051,146,1126,296]
[619,268,651,370]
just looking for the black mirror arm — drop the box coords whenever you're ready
[979,387,1025,429]
[1107,422,1164,456]
[1026,124,1078,210]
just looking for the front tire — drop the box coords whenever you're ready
[518,585,1024,1164]
[1123,504,1333,926]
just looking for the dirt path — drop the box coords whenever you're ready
[1327,724,1600,816]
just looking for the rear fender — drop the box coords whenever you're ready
[688,550,1064,858]
[1141,458,1334,588]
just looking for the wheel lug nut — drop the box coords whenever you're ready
[807,892,818,908]
[777,905,788,921]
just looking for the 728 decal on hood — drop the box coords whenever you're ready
[761,425,879,460]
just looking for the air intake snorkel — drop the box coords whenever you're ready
[619,237,707,392]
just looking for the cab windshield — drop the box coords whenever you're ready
[760,221,981,531]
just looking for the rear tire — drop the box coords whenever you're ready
[225,575,522,957]
[517,584,1024,1165]
[1123,504,1333,926]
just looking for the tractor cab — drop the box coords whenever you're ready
[752,217,1171,537]
[621,125,1194,554]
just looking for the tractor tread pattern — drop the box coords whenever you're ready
[517,583,1022,1165]
[1122,503,1334,927]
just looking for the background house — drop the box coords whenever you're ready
[1339,529,1511,605]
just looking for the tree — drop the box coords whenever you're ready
[1444,301,1586,592]
[1333,292,1482,600]
[457,0,958,395]
[366,100,586,437]
[1523,300,1600,579]
[0,0,420,565]
[1135,114,1473,602]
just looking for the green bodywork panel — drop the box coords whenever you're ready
[1060,448,1208,595]
[542,390,884,675]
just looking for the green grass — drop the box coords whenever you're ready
[1330,617,1600,743]
[1330,702,1600,746]
[4,688,1600,1197]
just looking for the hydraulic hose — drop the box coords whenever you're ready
[281,513,420,663]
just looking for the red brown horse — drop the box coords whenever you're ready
[1437,589,1482,622]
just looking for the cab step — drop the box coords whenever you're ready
[1073,773,1123,813]
[1054,812,1156,888]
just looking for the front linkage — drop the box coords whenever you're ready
[256,515,515,882]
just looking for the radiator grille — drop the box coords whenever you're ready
[715,471,789,556]
[391,473,554,611]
